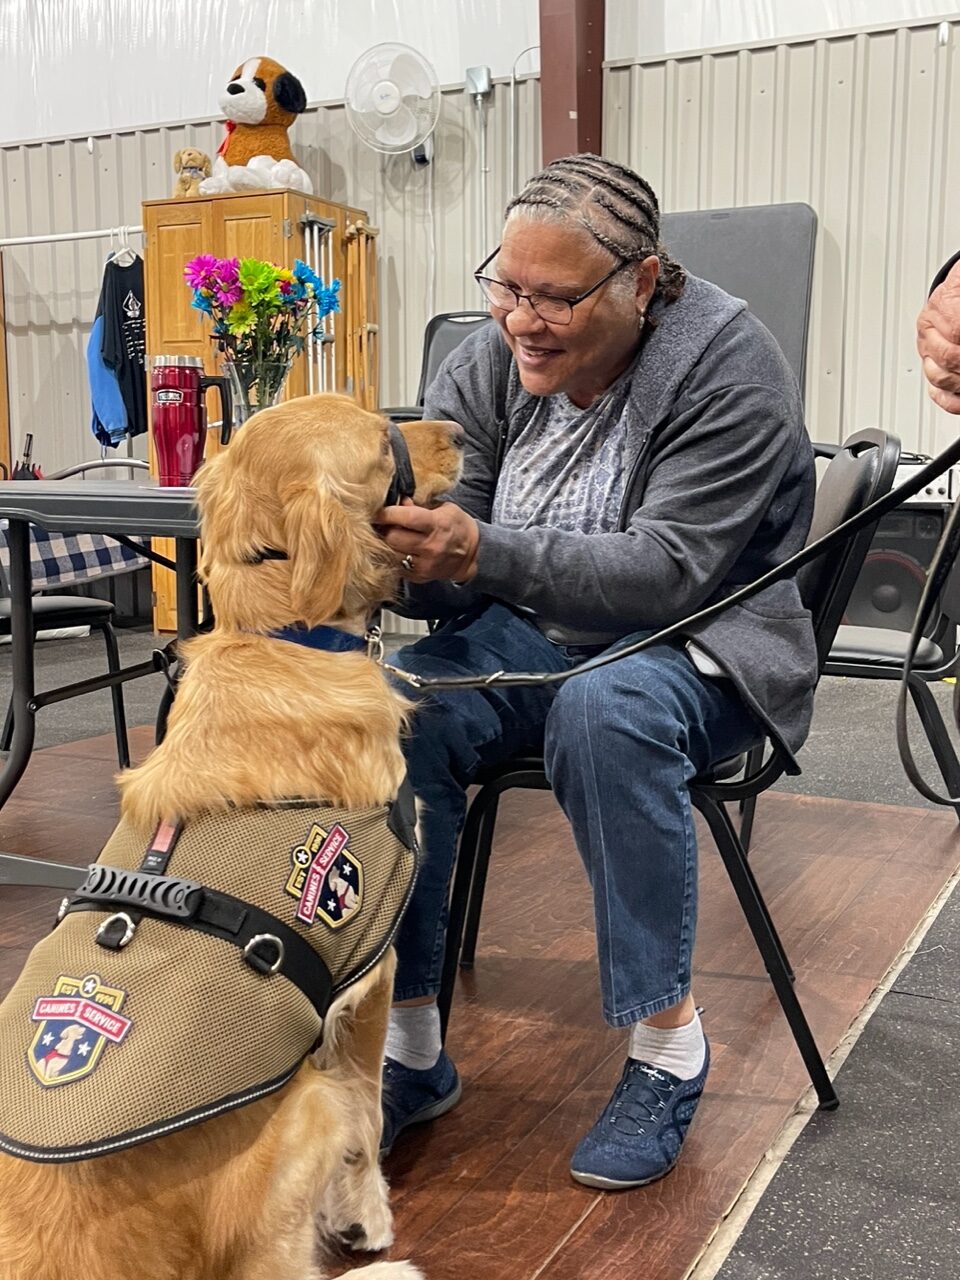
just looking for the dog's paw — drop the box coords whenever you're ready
[336,1201,394,1254]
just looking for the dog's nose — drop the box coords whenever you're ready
[226,82,244,95]
[448,423,466,451]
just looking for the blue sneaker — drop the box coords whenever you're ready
[570,1040,710,1189]
[380,1050,462,1155]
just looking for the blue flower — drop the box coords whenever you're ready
[190,289,213,315]
[316,278,341,319]
[293,258,323,292]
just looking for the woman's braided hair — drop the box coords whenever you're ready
[505,154,686,314]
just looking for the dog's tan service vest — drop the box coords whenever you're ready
[0,789,417,1162]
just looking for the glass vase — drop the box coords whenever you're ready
[222,359,292,427]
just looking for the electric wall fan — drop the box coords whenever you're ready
[345,42,441,154]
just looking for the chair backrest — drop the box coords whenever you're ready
[660,203,817,395]
[799,428,901,667]
[415,311,492,405]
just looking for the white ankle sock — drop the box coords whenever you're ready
[385,1003,442,1071]
[627,1009,705,1081]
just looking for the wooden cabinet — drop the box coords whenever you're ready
[142,189,378,630]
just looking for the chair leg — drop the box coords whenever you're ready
[738,744,764,855]
[154,644,183,746]
[97,622,129,769]
[692,788,837,1109]
[459,792,501,971]
[0,695,13,752]
[907,676,960,821]
[437,786,497,1042]
[155,683,176,746]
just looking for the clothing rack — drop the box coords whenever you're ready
[0,225,144,249]
[0,224,147,468]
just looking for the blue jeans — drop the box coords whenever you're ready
[392,603,761,1025]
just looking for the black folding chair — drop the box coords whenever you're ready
[381,311,491,422]
[437,428,901,1112]
[0,460,150,770]
[822,450,960,818]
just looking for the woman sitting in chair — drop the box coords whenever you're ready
[377,153,817,1188]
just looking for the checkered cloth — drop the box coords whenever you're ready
[0,522,149,593]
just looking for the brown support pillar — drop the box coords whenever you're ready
[538,0,605,164]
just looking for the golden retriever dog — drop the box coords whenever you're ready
[0,394,463,1280]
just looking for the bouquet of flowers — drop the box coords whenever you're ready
[184,255,340,417]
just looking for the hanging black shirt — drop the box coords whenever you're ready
[100,256,147,439]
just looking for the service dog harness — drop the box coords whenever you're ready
[0,789,417,1162]
[0,424,420,1162]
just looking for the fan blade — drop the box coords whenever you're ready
[353,82,382,115]
[375,106,419,149]
[347,51,390,110]
[358,109,390,136]
[388,51,435,100]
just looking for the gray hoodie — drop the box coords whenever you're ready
[403,273,818,769]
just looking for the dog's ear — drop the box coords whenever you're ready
[282,479,352,624]
[201,153,212,177]
[173,149,185,174]
[194,449,259,568]
[274,71,307,115]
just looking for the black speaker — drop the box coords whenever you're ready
[844,504,951,635]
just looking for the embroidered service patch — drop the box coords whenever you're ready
[27,973,131,1088]
[285,823,363,929]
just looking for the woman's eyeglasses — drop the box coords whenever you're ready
[473,245,631,325]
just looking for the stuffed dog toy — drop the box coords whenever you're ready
[172,147,212,197]
[0,394,464,1280]
[200,56,313,195]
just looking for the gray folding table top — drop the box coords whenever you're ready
[0,482,199,538]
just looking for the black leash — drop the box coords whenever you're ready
[384,435,960,694]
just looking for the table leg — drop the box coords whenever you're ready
[175,537,200,640]
[0,519,37,808]
[0,519,85,889]
[155,537,199,745]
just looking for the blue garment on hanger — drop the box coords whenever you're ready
[86,310,128,448]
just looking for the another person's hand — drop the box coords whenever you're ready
[376,498,480,584]
[918,260,960,413]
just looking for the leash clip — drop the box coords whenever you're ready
[380,661,424,689]
[365,625,384,664]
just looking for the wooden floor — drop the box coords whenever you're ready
[1,727,958,1279]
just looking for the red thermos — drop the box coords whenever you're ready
[150,356,233,487]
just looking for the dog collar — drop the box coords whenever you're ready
[384,422,416,507]
[181,166,205,179]
[268,624,367,654]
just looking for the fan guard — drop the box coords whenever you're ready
[345,43,441,154]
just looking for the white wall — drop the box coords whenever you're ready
[0,0,539,147]
[607,1,958,58]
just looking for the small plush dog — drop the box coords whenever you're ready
[0,394,463,1280]
[200,55,313,195]
[172,147,213,197]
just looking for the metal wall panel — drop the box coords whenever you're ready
[605,19,960,458]
[0,79,540,477]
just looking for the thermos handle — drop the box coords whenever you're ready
[199,375,234,447]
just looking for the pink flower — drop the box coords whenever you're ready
[215,284,243,306]
[217,258,240,287]
[278,279,293,295]
[184,254,219,289]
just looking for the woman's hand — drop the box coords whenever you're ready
[376,498,480,584]
[918,261,960,414]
